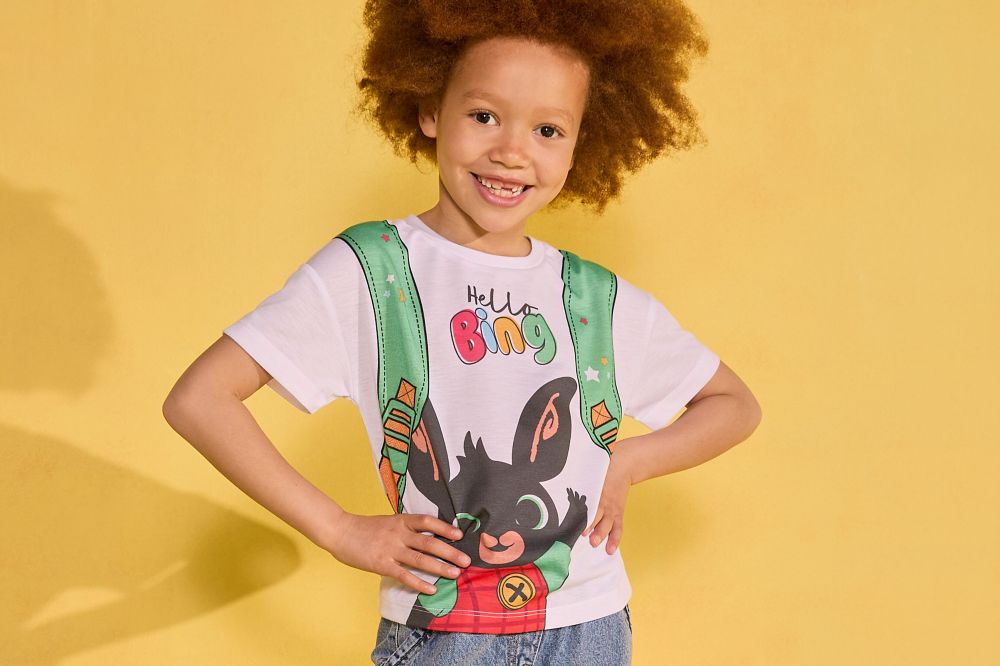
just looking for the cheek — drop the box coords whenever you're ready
[539,136,576,167]
[439,127,479,165]
[539,145,577,182]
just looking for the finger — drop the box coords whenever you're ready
[606,522,623,555]
[589,514,615,547]
[583,507,604,536]
[412,532,472,568]
[409,514,464,541]
[393,564,438,595]
[405,548,462,580]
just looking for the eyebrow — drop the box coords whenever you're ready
[461,90,576,126]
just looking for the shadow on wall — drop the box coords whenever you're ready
[0,177,300,664]
[0,177,111,396]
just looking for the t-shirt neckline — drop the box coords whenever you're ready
[398,214,547,269]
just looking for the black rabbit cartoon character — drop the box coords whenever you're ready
[405,376,588,632]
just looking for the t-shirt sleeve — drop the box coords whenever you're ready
[222,237,361,414]
[613,275,721,431]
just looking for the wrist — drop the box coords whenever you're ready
[611,439,641,486]
[311,504,352,554]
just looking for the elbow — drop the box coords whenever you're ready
[163,384,243,430]
[162,391,185,428]
[742,394,763,440]
[162,387,200,428]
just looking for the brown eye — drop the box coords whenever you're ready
[539,126,558,139]
[473,111,496,125]
[515,495,547,530]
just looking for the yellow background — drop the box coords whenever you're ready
[2,1,997,664]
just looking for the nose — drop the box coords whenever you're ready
[488,127,530,169]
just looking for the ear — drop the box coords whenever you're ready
[407,396,454,519]
[511,377,577,481]
[417,101,439,139]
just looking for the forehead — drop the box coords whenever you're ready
[443,37,590,123]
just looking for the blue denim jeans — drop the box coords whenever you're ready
[370,605,632,665]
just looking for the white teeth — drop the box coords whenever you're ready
[475,174,525,197]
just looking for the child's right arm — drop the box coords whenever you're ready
[162,334,470,595]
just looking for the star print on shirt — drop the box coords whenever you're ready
[584,366,600,382]
[386,274,396,284]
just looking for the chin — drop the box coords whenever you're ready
[473,214,531,236]
[471,210,525,228]
[464,197,545,231]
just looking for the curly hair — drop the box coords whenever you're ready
[356,0,709,212]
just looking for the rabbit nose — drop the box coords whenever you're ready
[479,531,525,564]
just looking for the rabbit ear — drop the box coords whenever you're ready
[407,396,453,519]
[512,377,578,481]
[459,432,489,463]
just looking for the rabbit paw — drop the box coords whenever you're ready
[563,488,589,537]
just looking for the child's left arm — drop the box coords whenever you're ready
[582,360,762,554]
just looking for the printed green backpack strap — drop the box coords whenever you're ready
[337,220,429,512]
[559,250,623,455]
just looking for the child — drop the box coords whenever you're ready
[163,1,762,664]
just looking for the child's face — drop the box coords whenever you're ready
[418,37,590,249]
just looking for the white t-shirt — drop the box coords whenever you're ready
[223,214,720,633]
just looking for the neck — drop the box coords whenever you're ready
[417,202,532,258]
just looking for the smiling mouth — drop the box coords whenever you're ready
[472,173,530,198]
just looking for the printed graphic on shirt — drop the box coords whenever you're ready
[337,222,431,514]
[376,376,421,512]
[559,248,624,455]
[405,376,588,633]
[225,217,719,634]
[451,284,557,366]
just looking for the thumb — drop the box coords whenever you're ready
[582,508,603,536]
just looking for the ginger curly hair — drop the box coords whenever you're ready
[356,0,709,212]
